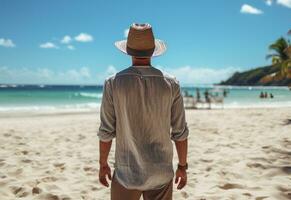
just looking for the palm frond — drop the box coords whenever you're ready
[272,57,281,65]
[266,53,279,60]
[268,37,289,60]
[281,59,291,77]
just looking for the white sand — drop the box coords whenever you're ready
[0,108,290,200]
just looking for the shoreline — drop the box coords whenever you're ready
[0,106,290,118]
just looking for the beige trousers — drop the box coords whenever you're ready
[111,172,173,200]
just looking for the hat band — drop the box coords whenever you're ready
[126,46,155,57]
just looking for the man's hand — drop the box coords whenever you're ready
[99,164,112,187]
[174,139,188,189]
[175,168,187,190]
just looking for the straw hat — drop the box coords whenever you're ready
[115,23,166,57]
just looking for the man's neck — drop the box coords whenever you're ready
[132,57,151,67]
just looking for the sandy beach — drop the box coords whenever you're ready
[0,108,290,200]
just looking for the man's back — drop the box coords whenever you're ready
[98,66,188,190]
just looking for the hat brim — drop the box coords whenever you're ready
[114,39,167,57]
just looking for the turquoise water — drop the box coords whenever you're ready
[0,85,103,112]
[182,86,291,108]
[0,84,290,112]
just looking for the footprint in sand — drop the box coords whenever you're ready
[218,183,244,190]
[10,186,29,198]
[262,145,270,149]
[0,174,7,179]
[277,186,291,199]
[242,192,252,197]
[200,159,213,163]
[78,134,86,140]
[3,133,11,137]
[53,163,66,171]
[41,176,58,182]
[36,193,60,200]
[32,186,42,195]
[53,163,65,168]
[181,191,189,198]
[0,159,6,167]
[21,150,29,155]
[8,168,23,176]
[281,166,291,174]
[14,135,22,140]
[22,159,32,163]
[246,162,267,169]
[255,196,268,200]
[83,166,97,172]
[281,138,291,149]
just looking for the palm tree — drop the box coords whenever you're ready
[266,37,291,78]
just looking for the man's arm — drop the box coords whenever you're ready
[99,140,112,187]
[99,140,112,166]
[170,80,189,190]
[174,139,188,189]
[97,79,116,187]
[175,139,188,166]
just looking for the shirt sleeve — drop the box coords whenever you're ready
[170,79,189,141]
[97,79,116,142]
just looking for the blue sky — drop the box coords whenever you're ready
[0,0,290,85]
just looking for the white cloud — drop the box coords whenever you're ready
[95,65,118,83]
[0,65,241,85]
[80,66,91,78]
[124,29,129,38]
[97,65,240,85]
[157,66,241,85]
[40,42,58,49]
[240,4,263,14]
[61,35,72,44]
[265,0,272,6]
[0,38,15,47]
[277,0,291,8]
[0,66,93,84]
[75,33,93,42]
[106,65,117,75]
[67,45,75,50]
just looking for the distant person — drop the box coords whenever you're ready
[223,89,227,97]
[97,23,189,200]
[260,92,264,99]
[264,92,268,98]
[270,93,274,98]
[204,89,210,102]
[184,90,189,97]
[204,89,211,109]
[196,88,201,102]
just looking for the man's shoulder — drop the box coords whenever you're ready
[104,66,180,85]
[104,67,131,82]
[158,69,180,85]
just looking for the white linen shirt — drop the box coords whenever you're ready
[98,66,189,190]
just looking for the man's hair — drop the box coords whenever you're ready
[133,57,150,60]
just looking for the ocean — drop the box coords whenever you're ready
[0,84,290,113]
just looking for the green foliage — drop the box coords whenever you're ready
[219,65,290,86]
[267,37,289,62]
[220,35,291,86]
